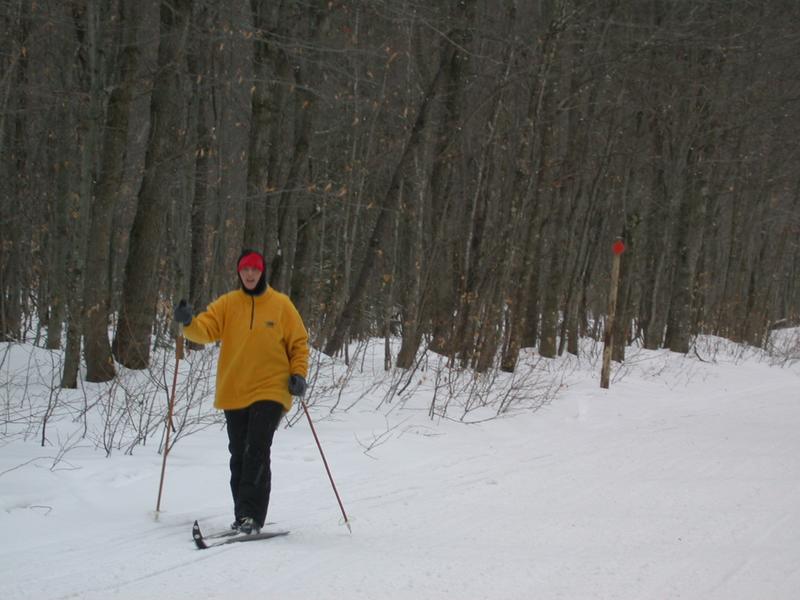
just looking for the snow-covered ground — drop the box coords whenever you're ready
[1,333,799,600]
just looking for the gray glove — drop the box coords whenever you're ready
[173,299,192,326]
[288,374,307,397]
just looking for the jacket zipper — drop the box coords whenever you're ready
[249,297,255,330]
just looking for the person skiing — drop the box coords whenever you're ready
[174,249,309,535]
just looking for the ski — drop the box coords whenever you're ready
[203,528,240,541]
[193,520,289,550]
[197,520,279,540]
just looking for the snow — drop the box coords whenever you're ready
[1,333,799,600]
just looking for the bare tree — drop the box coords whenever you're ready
[113,0,192,369]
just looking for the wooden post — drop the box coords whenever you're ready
[600,240,625,389]
[156,334,184,513]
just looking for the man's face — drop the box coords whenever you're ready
[240,266,262,290]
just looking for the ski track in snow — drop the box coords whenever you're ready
[1,342,799,600]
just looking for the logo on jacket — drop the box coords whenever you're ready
[265,321,275,328]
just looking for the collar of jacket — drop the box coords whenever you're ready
[239,285,271,300]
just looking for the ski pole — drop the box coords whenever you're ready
[300,398,351,532]
[156,334,184,514]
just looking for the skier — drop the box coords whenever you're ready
[174,249,309,535]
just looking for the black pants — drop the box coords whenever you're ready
[224,400,284,527]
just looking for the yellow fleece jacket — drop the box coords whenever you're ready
[183,287,309,412]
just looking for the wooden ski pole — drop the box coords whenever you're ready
[300,399,351,532]
[601,240,625,389]
[156,334,184,514]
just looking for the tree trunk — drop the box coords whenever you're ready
[243,1,274,251]
[213,1,254,290]
[113,0,191,369]
[46,101,74,351]
[664,190,705,353]
[538,195,570,358]
[0,3,31,342]
[84,1,150,382]
[185,4,214,313]
[62,0,110,389]
[418,1,476,358]
[272,2,327,295]
[396,175,425,369]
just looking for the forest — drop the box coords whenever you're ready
[1,0,798,388]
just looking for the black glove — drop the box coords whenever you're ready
[173,299,193,326]
[288,374,307,397]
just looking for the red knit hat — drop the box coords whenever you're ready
[237,252,265,273]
